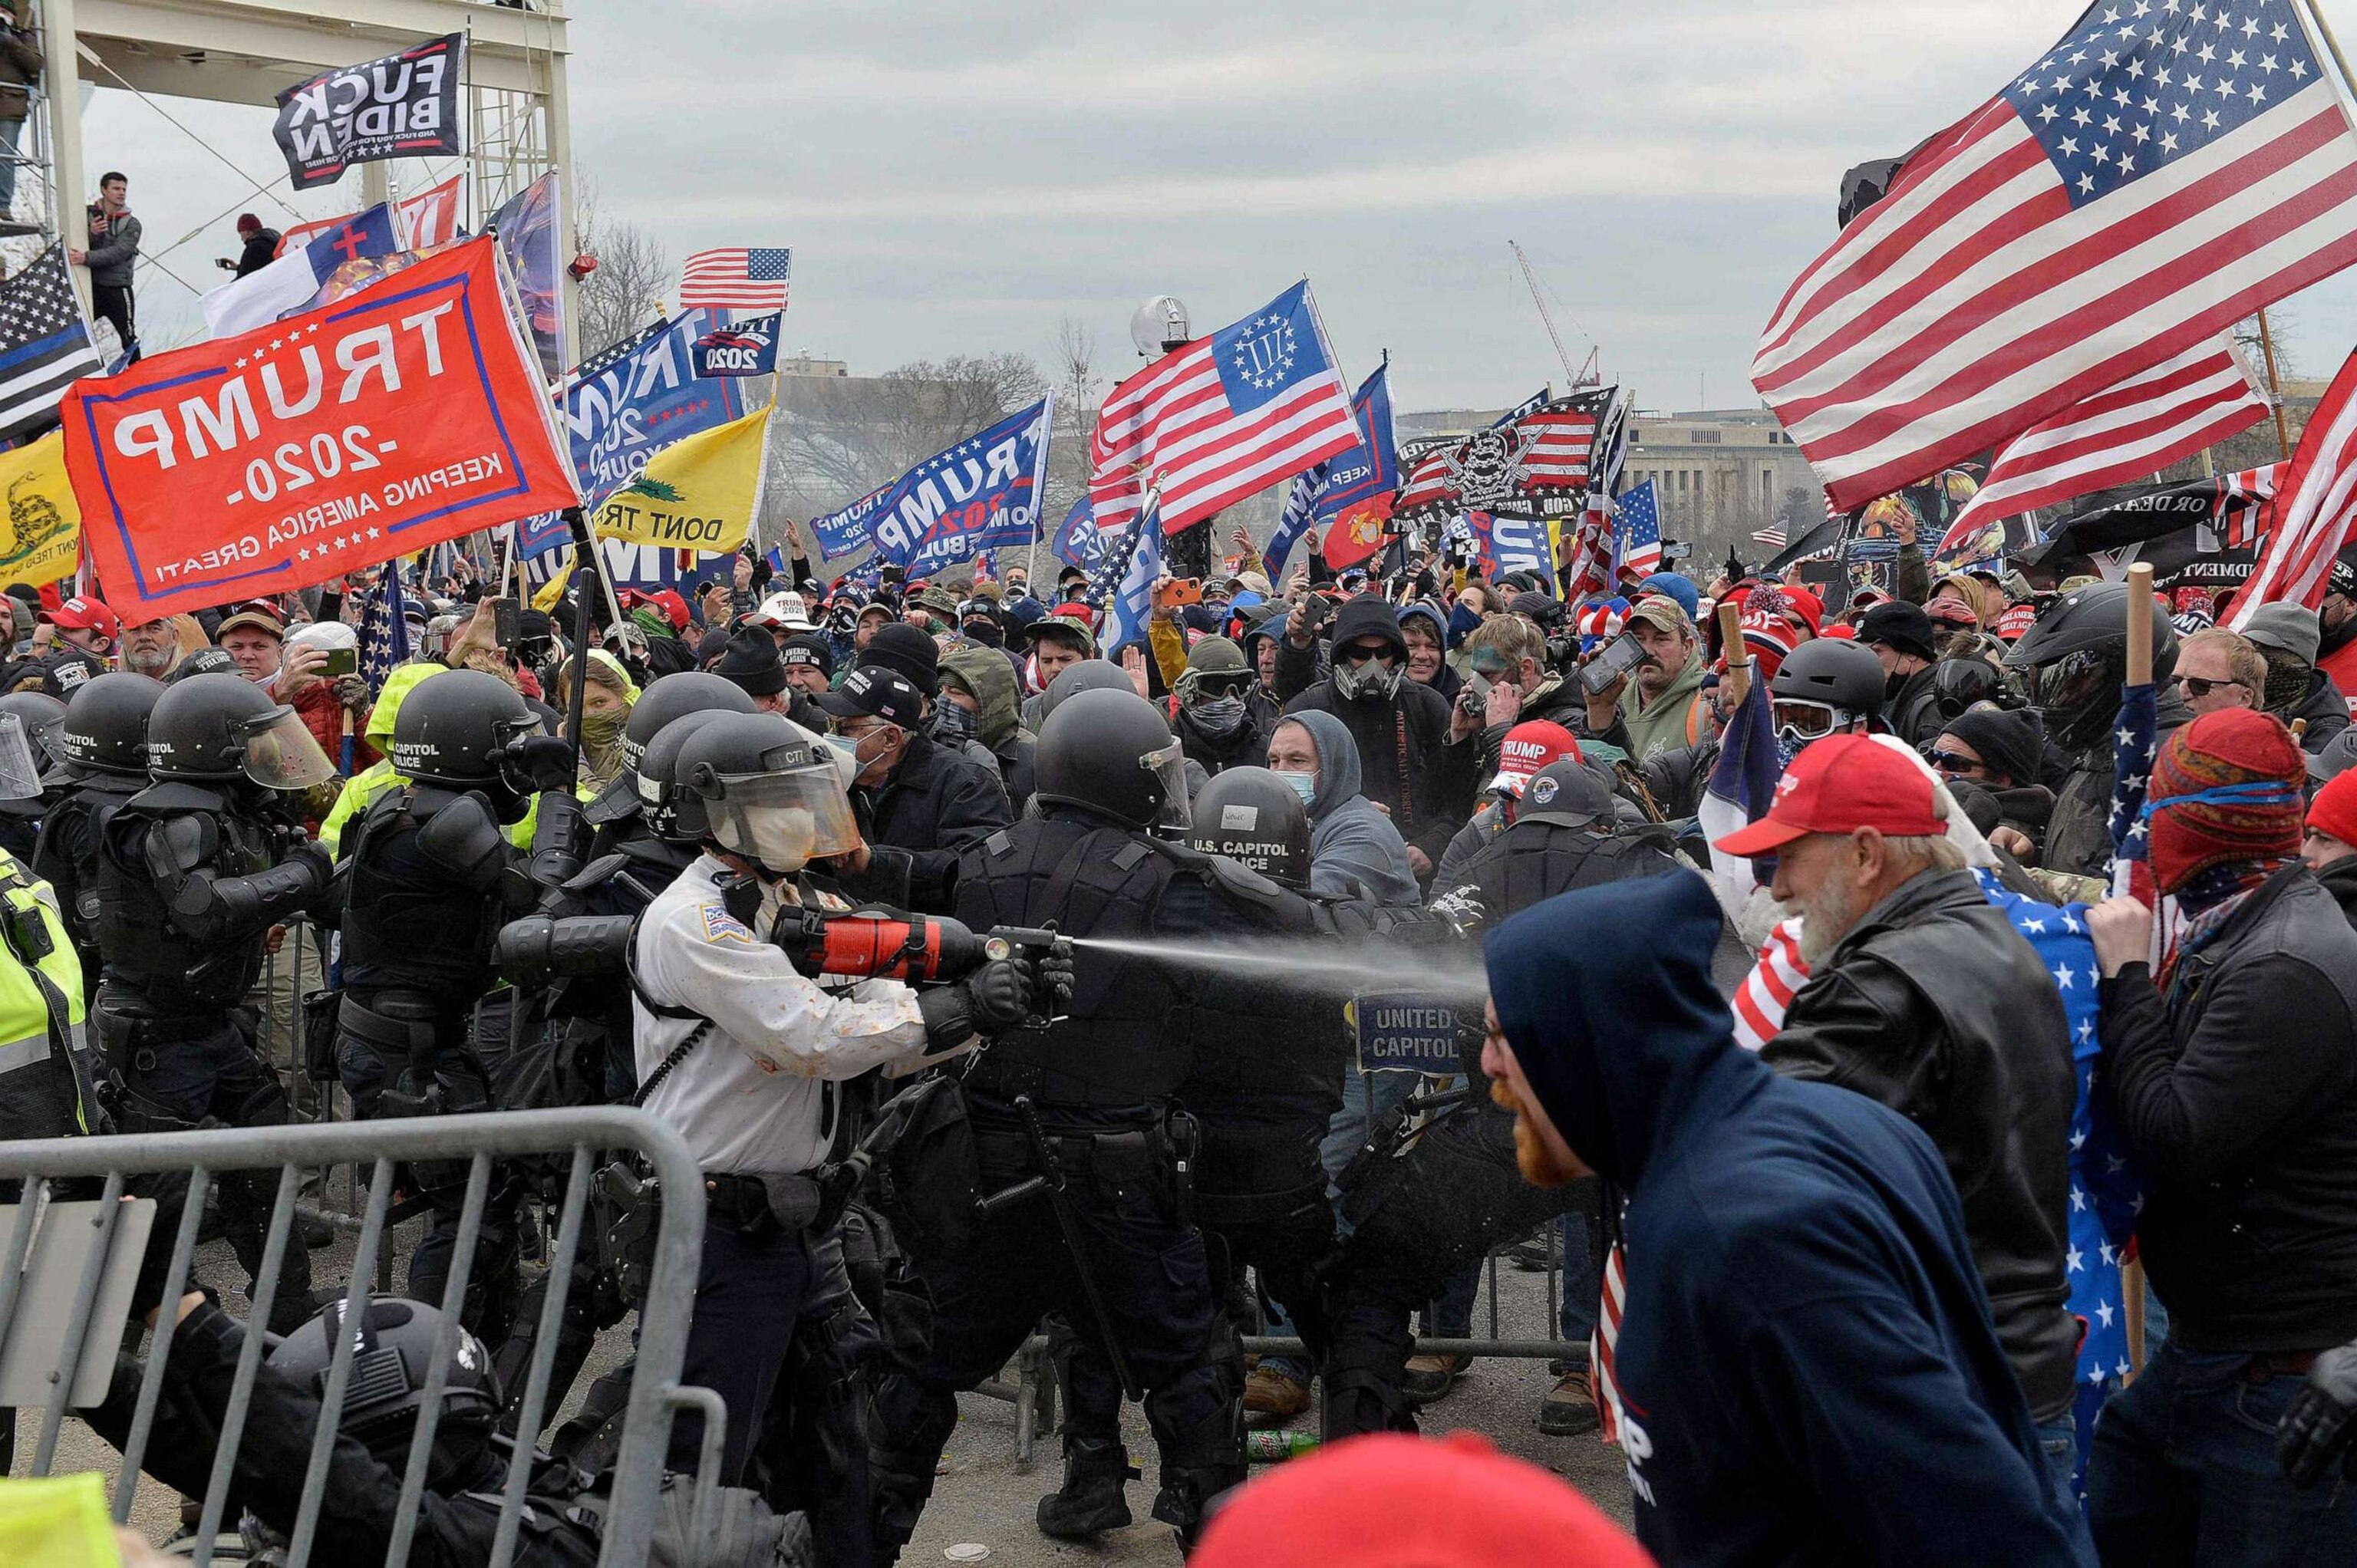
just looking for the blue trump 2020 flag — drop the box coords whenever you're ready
[692,312,781,378]
[1093,497,1163,654]
[565,310,747,510]
[809,396,1055,575]
[1050,494,1105,575]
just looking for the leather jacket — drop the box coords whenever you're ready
[1762,868,2082,1420]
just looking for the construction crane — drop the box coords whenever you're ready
[1509,240,1599,388]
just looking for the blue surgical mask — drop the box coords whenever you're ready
[1277,769,1318,806]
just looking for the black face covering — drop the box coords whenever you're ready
[962,618,1005,648]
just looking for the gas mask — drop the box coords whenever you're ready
[1331,654,1405,703]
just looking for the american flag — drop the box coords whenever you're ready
[0,245,101,442]
[1088,493,1161,653]
[1559,390,1632,603]
[1088,282,1361,536]
[356,562,413,699]
[1751,523,1789,549]
[1754,0,2357,512]
[1611,478,1663,579]
[1394,404,1597,516]
[678,247,791,311]
[2107,667,2161,901]
[1935,337,2270,555]
[2231,344,2357,624]
[2218,460,2280,547]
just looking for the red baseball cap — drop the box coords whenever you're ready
[1713,733,1945,855]
[1489,720,1581,797]
[41,595,118,641]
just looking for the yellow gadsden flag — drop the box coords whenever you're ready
[0,433,83,588]
[590,406,771,556]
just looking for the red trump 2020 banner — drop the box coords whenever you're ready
[62,236,577,618]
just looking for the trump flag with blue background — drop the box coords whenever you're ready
[807,396,1054,575]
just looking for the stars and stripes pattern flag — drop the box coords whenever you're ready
[678,247,791,311]
[1393,403,1598,518]
[1560,390,1632,602]
[0,245,101,442]
[356,562,414,700]
[1088,282,1363,536]
[1934,336,2271,554]
[2231,343,2357,625]
[1752,523,1789,549]
[1611,477,1663,579]
[2108,669,2162,908]
[2217,460,2280,547]
[1090,493,1162,654]
[1696,657,1782,900]
[1754,0,2357,512]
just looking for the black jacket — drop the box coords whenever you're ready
[2099,866,2357,1352]
[856,729,1012,913]
[1762,868,2082,1421]
[1274,636,1475,868]
[232,226,282,277]
[87,1299,599,1566]
[2283,669,2352,755]
[1169,688,1281,776]
[2045,684,2193,877]
[1887,664,1944,749]
[1474,674,1591,779]
[2319,855,2357,928]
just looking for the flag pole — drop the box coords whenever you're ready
[2126,561,2154,688]
[1028,389,1055,594]
[2257,308,2294,460]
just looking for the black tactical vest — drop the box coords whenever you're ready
[340,785,509,1001]
[94,782,275,1009]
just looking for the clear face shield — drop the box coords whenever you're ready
[704,760,862,875]
[239,706,338,790]
[0,713,45,802]
[1144,736,1190,832]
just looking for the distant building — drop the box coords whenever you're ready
[779,353,849,379]
[1626,408,1818,543]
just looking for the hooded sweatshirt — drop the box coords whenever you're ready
[1486,875,2089,1568]
[1616,647,1711,763]
[1284,709,1421,908]
[940,644,1034,806]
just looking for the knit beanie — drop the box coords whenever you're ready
[1942,706,2044,789]
[2308,767,2357,852]
[2147,707,2305,894]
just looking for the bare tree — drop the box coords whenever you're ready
[1040,315,1102,529]
[572,183,671,363]
[763,353,1051,563]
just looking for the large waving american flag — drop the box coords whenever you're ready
[1755,0,2357,511]
[2232,343,2357,624]
[1089,282,1361,536]
[1934,336,2270,553]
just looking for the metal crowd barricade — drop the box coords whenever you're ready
[0,1106,710,1568]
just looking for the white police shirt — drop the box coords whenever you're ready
[632,853,929,1175]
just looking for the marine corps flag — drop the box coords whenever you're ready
[590,404,773,557]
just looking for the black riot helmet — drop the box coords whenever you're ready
[0,690,68,768]
[1037,660,1135,724]
[1186,766,1310,888]
[389,669,539,788]
[673,711,859,875]
[1033,688,1191,832]
[52,672,165,779]
[637,708,733,845]
[618,671,759,777]
[266,1296,500,1490]
[1930,654,2009,723]
[2003,581,2177,753]
[144,673,336,789]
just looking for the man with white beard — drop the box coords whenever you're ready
[1713,733,2083,1510]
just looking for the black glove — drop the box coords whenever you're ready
[2280,1342,2357,1487]
[284,837,333,891]
[503,734,577,793]
[1033,940,1076,1010]
[963,957,1032,1028]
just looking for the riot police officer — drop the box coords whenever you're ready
[1035,764,1474,1535]
[33,672,165,997]
[1320,758,1686,1439]
[582,670,761,895]
[632,710,1043,1566]
[871,689,1286,1556]
[94,672,337,1333]
[332,668,584,1339]
[0,690,65,861]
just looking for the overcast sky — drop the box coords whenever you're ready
[78,0,2357,419]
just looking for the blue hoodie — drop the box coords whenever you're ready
[1486,875,2091,1568]
[1283,709,1421,908]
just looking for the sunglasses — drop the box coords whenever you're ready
[1926,749,1986,776]
[1337,641,1396,666]
[2174,674,2247,699]
[1191,673,1254,699]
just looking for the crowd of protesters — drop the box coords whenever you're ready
[6,492,2357,1568]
